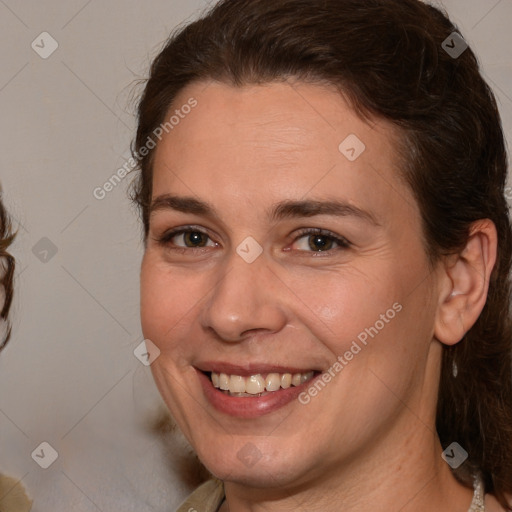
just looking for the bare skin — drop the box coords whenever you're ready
[140,80,501,511]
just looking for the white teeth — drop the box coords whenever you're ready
[280,373,292,389]
[210,370,315,395]
[291,373,302,386]
[230,375,246,393]
[265,373,281,392]
[246,375,265,394]
[219,373,229,391]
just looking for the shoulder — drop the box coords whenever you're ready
[175,478,224,512]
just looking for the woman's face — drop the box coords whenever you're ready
[140,80,443,489]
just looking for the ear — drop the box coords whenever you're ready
[434,219,497,346]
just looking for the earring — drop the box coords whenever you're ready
[452,360,458,378]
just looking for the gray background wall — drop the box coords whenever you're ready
[0,1,510,511]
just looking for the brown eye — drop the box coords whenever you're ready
[157,228,217,249]
[292,229,351,252]
[182,231,209,247]
[308,234,335,251]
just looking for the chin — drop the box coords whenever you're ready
[195,435,314,489]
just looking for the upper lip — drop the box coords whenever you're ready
[195,362,320,376]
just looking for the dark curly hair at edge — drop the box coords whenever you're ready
[130,0,512,508]
[0,186,15,352]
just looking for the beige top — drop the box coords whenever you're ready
[0,474,33,512]
[176,479,225,512]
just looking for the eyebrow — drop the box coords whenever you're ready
[149,194,380,226]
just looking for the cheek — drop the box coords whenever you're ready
[279,265,403,355]
[139,254,195,347]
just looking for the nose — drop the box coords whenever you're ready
[199,249,288,342]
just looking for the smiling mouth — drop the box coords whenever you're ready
[208,370,318,397]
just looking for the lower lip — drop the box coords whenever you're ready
[197,369,319,418]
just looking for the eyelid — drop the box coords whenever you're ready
[155,225,218,247]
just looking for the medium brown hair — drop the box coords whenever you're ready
[131,0,512,507]
[0,187,15,351]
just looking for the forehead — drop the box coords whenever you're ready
[151,80,415,224]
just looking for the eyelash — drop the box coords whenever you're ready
[293,228,351,252]
[155,226,351,254]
